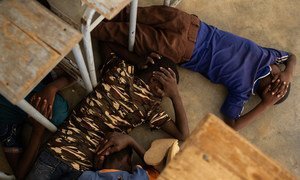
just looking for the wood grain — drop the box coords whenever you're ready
[0,0,82,104]
[81,0,131,20]
[0,15,59,104]
[158,114,296,180]
[0,0,82,55]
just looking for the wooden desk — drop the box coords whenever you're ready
[0,0,92,132]
[159,114,295,180]
[82,0,131,20]
[80,0,138,87]
[80,0,175,87]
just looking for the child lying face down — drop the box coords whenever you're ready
[26,43,189,179]
[92,5,297,130]
[79,132,159,180]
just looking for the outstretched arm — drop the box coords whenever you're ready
[153,68,189,141]
[226,84,284,130]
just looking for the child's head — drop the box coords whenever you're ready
[257,64,291,104]
[102,147,133,172]
[136,57,179,97]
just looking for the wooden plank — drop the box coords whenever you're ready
[81,0,131,20]
[0,0,82,56]
[0,15,60,104]
[159,114,296,180]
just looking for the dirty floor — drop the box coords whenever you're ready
[63,0,300,176]
[1,0,299,177]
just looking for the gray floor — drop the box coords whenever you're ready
[62,0,300,176]
[1,0,299,177]
[131,0,300,176]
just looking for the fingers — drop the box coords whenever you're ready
[156,87,165,97]
[168,68,176,79]
[153,71,167,84]
[33,96,41,109]
[95,139,108,153]
[271,74,280,83]
[159,67,172,78]
[47,105,52,119]
[40,99,47,115]
[143,52,161,69]
[97,141,113,156]
[146,56,155,65]
[30,95,36,104]
[263,85,271,95]
[149,52,162,60]
[277,82,287,97]
[271,79,281,95]
[107,146,119,155]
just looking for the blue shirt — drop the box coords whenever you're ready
[78,166,149,180]
[182,22,289,120]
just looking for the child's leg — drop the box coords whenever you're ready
[92,22,185,63]
[0,123,23,171]
[111,5,192,33]
[27,150,82,179]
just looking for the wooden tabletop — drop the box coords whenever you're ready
[0,0,82,104]
[81,0,131,20]
[159,114,296,180]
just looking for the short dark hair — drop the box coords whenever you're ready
[136,57,179,83]
[256,84,291,105]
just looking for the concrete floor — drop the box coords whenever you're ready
[1,0,299,177]
[59,0,300,176]
[131,0,300,176]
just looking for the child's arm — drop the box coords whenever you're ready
[31,76,73,119]
[153,68,189,141]
[15,99,52,179]
[279,53,296,84]
[227,84,283,130]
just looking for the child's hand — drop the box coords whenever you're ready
[153,67,179,99]
[138,52,161,69]
[261,84,284,106]
[30,85,57,119]
[94,132,134,169]
[271,70,292,95]
[28,98,51,131]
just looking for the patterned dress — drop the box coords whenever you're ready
[47,54,171,170]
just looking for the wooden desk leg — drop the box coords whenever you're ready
[128,0,138,52]
[72,43,93,92]
[16,99,57,132]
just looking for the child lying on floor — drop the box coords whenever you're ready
[92,5,297,130]
[26,44,189,179]
[0,75,73,179]
[79,132,159,180]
